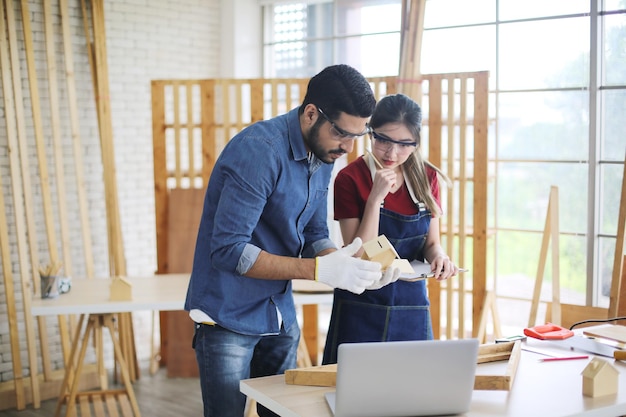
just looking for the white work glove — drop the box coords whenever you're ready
[365,265,401,290]
[316,237,382,294]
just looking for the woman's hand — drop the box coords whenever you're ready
[369,169,397,205]
[429,255,458,281]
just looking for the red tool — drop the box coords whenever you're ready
[523,323,574,340]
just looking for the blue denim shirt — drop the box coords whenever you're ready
[185,108,336,335]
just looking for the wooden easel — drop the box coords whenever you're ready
[528,186,561,327]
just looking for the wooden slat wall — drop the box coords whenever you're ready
[0,0,121,410]
[151,73,490,354]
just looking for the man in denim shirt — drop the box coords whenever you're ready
[185,65,401,417]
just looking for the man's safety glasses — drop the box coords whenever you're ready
[317,107,370,141]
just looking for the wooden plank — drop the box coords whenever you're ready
[173,82,182,186]
[60,0,93,278]
[426,76,443,339]
[0,126,25,411]
[21,0,69,374]
[582,324,626,343]
[445,78,455,340]
[549,187,561,325]
[152,80,168,275]
[201,79,216,184]
[118,393,134,417]
[609,154,626,317]
[79,395,91,416]
[165,188,204,378]
[285,364,336,387]
[529,186,560,326]
[105,394,121,417]
[458,78,468,338]
[186,82,195,179]
[0,1,40,406]
[92,394,106,417]
[41,0,75,372]
[472,71,489,336]
[91,0,127,276]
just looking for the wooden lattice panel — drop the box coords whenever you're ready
[151,73,489,348]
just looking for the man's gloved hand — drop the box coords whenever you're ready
[365,265,401,290]
[316,237,382,294]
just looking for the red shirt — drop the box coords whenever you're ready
[334,156,440,219]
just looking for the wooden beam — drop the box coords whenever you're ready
[609,154,626,317]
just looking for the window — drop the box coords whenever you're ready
[263,1,402,78]
[262,1,626,327]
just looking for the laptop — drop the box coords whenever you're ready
[325,339,479,417]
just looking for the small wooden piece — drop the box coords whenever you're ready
[285,341,521,391]
[285,364,337,387]
[361,235,399,269]
[582,357,619,397]
[110,277,133,301]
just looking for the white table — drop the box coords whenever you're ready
[241,337,626,417]
[31,274,333,417]
[31,275,332,316]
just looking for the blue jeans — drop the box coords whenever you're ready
[192,322,299,417]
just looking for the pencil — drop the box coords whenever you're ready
[539,355,588,362]
[366,150,384,169]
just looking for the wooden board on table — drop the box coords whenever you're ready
[583,324,626,344]
[285,341,521,391]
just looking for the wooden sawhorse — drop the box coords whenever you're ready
[54,313,140,417]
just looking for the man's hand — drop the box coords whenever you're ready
[316,237,381,294]
[365,265,401,290]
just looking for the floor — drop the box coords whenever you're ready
[0,365,207,417]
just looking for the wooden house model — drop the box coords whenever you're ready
[109,276,133,301]
[581,357,619,397]
[361,235,399,269]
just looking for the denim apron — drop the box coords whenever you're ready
[322,158,434,364]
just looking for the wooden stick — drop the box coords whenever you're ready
[549,186,561,325]
[446,78,454,339]
[458,78,468,338]
[0,133,26,410]
[173,81,182,186]
[60,0,95,279]
[528,186,560,327]
[186,82,195,180]
[1,0,41,406]
[609,153,626,317]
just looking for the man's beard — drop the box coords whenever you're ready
[304,119,346,164]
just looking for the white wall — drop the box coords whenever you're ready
[0,0,226,383]
[220,0,262,77]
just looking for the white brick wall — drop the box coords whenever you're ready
[0,0,222,383]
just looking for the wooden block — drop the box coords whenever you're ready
[285,364,337,387]
[109,277,132,301]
